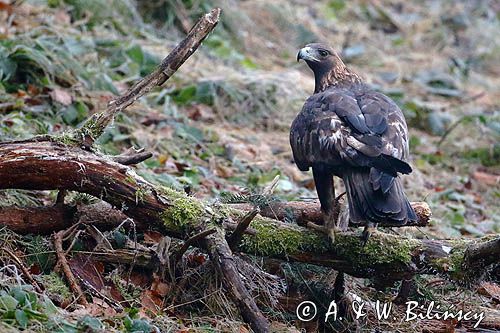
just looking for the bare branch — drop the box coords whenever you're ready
[174,228,216,262]
[53,230,88,306]
[202,231,270,332]
[112,151,153,165]
[4,248,44,293]
[227,208,259,250]
[70,8,221,147]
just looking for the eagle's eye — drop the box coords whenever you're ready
[318,50,329,57]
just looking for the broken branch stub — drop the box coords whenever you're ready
[71,8,222,147]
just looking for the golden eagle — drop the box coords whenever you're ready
[291,43,416,241]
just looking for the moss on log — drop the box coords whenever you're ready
[0,140,497,284]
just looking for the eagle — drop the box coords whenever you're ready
[291,43,416,241]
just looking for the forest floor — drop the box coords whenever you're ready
[0,0,499,332]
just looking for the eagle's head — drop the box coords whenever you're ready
[297,43,338,75]
[297,43,360,93]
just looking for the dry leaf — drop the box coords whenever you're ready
[151,278,170,297]
[478,282,500,302]
[49,88,73,106]
[473,171,500,186]
[140,289,162,314]
[144,230,164,244]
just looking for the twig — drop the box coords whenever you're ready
[227,176,279,249]
[223,221,257,236]
[112,151,153,165]
[71,8,221,147]
[4,248,43,293]
[53,230,88,306]
[227,209,259,250]
[174,228,216,262]
[262,175,280,195]
[306,221,327,233]
[74,249,153,268]
[55,190,66,205]
[202,231,270,332]
[86,225,113,251]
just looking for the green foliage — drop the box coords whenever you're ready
[60,101,89,126]
[123,316,153,333]
[20,235,56,274]
[461,144,500,166]
[60,0,142,31]
[38,273,72,304]
[77,316,104,332]
[167,75,292,127]
[220,190,279,210]
[0,35,91,89]
[137,0,213,32]
[0,190,42,208]
[0,285,55,329]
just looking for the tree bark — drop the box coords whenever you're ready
[0,140,496,284]
[230,200,431,227]
[202,231,270,332]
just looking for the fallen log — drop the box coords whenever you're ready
[0,201,258,237]
[0,198,429,236]
[0,202,134,234]
[230,200,431,227]
[0,140,497,285]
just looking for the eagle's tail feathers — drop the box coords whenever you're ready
[343,169,415,225]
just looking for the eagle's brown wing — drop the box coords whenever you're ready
[290,87,411,180]
[290,86,416,225]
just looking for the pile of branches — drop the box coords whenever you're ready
[0,8,498,332]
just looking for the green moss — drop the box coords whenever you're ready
[429,242,468,281]
[54,132,80,146]
[333,232,418,272]
[461,144,500,167]
[134,186,150,204]
[239,216,331,256]
[160,189,205,232]
[39,272,72,302]
[76,114,107,141]
[125,174,138,185]
[447,247,467,279]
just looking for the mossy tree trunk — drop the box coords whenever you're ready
[0,139,498,285]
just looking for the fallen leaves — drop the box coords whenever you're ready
[473,171,500,187]
[478,282,500,303]
[49,88,73,106]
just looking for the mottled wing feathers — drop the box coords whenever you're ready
[290,86,411,179]
[321,92,371,134]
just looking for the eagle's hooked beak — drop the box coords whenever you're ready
[297,46,319,62]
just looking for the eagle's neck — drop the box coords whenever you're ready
[314,57,362,93]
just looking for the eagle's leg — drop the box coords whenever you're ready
[361,222,377,245]
[312,166,339,241]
